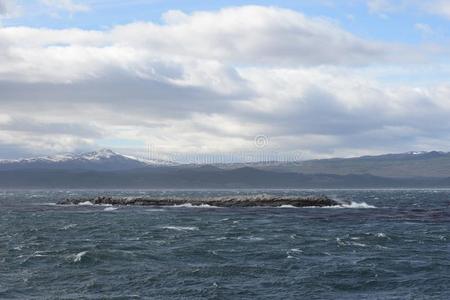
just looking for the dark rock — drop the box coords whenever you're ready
[58,194,341,207]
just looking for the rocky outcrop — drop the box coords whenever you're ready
[58,195,340,207]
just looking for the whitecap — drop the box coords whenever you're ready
[163,226,199,231]
[338,201,376,209]
[62,224,77,230]
[289,248,303,253]
[103,207,118,211]
[336,237,346,246]
[172,203,220,208]
[375,245,389,250]
[376,232,386,238]
[279,205,296,208]
[78,201,93,206]
[237,236,264,241]
[337,237,367,247]
[350,242,367,247]
[32,253,48,257]
[73,251,87,262]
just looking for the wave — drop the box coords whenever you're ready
[339,201,376,208]
[162,226,199,231]
[171,203,220,208]
[73,251,87,263]
[237,236,264,241]
[62,223,77,230]
[276,201,376,209]
[103,207,118,211]
[78,201,94,206]
[336,238,367,247]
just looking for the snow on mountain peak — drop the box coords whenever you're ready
[0,149,176,167]
[82,149,119,160]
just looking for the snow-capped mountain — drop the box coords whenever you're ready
[0,149,176,171]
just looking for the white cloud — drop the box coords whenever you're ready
[41,0,89,13]
[425,0,450,19]
[116,6,389,66]
[0,0,20,18]
[366,0,450,19]
[367,0,400,14]
[415,23,434,35]
[0,5,449,158]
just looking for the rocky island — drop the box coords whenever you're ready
[58,195,341,208]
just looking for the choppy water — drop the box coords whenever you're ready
[1,189,449,299]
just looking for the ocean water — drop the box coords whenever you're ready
[1,189,449,299]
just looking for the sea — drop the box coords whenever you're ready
[0,189,449,299]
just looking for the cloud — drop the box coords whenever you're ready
[116,6,390,66]
[0,6,390,66]
[0,1,6,15]
[366,0,450,19]
[0,0,20,18]
[425,0,450,19]
[415,23,434,35]
[367,0,400,14]
[41,0,89,13]
[0,5,449,159]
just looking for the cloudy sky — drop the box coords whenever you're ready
[1,0,450,160]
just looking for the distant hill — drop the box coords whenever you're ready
[3,149,450,188]
[0,149,175,171]
[1,166,450,189]
[225,151,450,178]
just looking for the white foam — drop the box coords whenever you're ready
[73,251,87,262]
[237,236,264,241]
[171,203,220,208]
[336,238,367,247]
[333,201,376,209]
[279,205,296,208]
[248,236,264,241]
[78,201,93,206]
[376,232,387,238]
[351,242,367,247]
[289,248,303,253]
[62,224,77,230]
[163,226,199,231]
[103,207,118,211]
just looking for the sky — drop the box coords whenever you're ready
[1,0,450,160]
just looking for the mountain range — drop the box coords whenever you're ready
[226,151,450,178]
[0,149,175,171]
[3,149,450,188]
